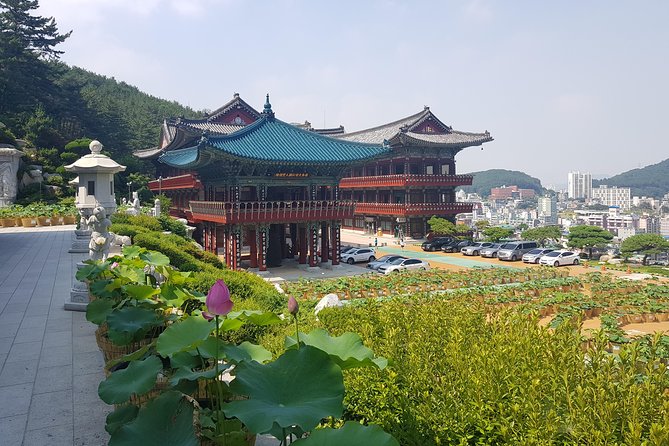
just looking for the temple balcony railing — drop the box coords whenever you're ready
[339,174,473,189]
[148,173,203,192]
[189,200,356,224]
[354,202,473,216]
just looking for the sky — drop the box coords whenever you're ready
[38,0,669,189]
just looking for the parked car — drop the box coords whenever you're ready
[522,248,555,264]
[461,242,494,256]
[367,255,407,271]
[421,237,454,252]
[441,240,472,253]
[340,246,355,254]
[340,247,376,264]
[497,241,538,261]
[480,243,504,258]
[539,250,580,266]
[377,257,430,274]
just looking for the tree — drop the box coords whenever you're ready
[427,216,456,236]
[620,234,669,265]
[521,226,562,246]
[0,0,71,118]
[516,223,529,232]
[566,225,613,259]
[483,226,513,242]
[455,223,472,238]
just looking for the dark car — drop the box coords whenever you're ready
[421,237,454,252]
[441,240,473,253]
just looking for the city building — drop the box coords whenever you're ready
[136,94,493,268]
[567,171,592,199]
[489,185,535,201]
[537,195,558,225]
[661,217,669,238]
[592,185,631,209]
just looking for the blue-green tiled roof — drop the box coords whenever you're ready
[203,115,389,164]
[158,146,200,168]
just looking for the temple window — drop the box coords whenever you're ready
[87,180,95,196]
[426,165,433,175]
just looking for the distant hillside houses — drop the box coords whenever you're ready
[489,185,536,201]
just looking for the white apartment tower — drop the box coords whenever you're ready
[567,171,592,199]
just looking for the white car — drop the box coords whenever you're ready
[340,247,376,264]
[461,242,494,256]
[539,250,580,267]
[522,248,555,264]
[377,258,430,274]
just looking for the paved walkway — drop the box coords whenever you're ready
[0,225,110,446]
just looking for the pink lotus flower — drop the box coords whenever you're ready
[202,311,214,321]
[206,280,233,316]
[288,296,299,316]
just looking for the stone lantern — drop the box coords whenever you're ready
[64,140,126,218]
[0,144,25,207]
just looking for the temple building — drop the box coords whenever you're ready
[137,94,493,269]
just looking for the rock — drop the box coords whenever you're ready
[314,293,342,315]
[600,255,610,263]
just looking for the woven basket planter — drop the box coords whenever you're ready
[95,325,156,364]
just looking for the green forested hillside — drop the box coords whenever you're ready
[458,169,545,198]
[0,0,200,179]
[593,158,669,198]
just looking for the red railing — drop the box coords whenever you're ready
[354,202,473,216]
[339,174,473,189]
[148,174,203,191]
[189,200,356,224]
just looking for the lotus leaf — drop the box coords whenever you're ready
[198,337,272,364]
[105,405,139,435]
[285,329,387,370]
[140,250,170,266]
[156,315,213,356]
[106,306,162,345]
[292,422,399,446]
[123,284,161,300]
[223,345,344,437]
[85,298,114,325]
[108,391,198,446]
[98,356,162,404]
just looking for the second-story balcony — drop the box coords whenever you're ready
[148,174,203,192]
[354,202,473,216]
[339,174,473,189]
[189,200,356,224]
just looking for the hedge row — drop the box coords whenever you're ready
[114,220,284,311]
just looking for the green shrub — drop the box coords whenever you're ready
[127,214,162,231]
[109,223,150,238]
[285,297,669,445]
[157,215,187,237]
[110,213,131,224]
[189,269,284,311]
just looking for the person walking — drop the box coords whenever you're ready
[400,239,405,250]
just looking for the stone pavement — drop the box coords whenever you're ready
[0,225,110,446]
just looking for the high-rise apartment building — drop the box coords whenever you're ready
[567,171,592,199]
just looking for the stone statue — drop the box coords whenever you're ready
[126,191,141,216]
[87,205,112,261]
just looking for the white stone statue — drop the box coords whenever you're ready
[126,191,141,216]
[87,205,112,261]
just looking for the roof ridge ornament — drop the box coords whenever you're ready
[262,94,275,118]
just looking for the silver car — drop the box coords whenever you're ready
[366,255,407,271]
[461,242,494,256]
[522,248,554,264]
[480,243,504,258]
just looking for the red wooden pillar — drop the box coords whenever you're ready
[330,223,340,266]
[248,227,258,268]
[320,222,329,263]
[298,226,307,265]
[204,223,211,252]
[223,227,231,268]
[211,223,217,256]
[230,227,241,270]
[257,226,268,272]
[308,224,318,267]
